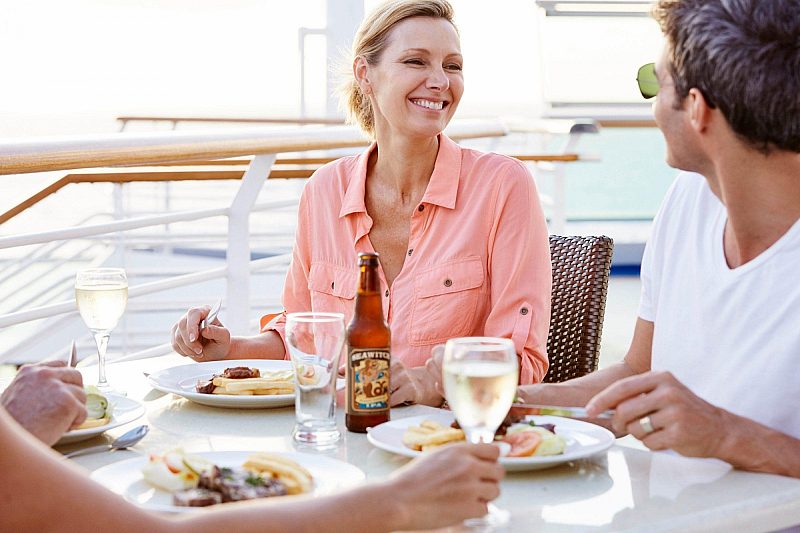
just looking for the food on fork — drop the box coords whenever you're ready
[195,366,294,396]
[75,386,113,429]
[402,420,465,452]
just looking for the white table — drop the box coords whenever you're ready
[60,355,800,533]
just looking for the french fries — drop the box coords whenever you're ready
[242,452,313,495]
[209,370,294,396]
[402,420,465,451]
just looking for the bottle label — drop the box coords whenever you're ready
[348,348,390,412]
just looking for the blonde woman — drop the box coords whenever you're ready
[173,0,552,407]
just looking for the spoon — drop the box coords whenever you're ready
[64,425,149,459]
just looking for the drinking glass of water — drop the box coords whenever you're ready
[286,312,345,446]
[443,336,518,528]
[75,268,128,390]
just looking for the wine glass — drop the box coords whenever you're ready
[75,268,128,390]
[443,336,518,528]
[285,312,345,446]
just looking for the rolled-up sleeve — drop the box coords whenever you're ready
[262,186,313,359]
[484,160,551,384]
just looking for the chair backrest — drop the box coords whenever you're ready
[544,235,614,383]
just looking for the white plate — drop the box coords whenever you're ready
[90,450,366,512]
[146,360,295,409]
[58,395,146,445]
[367,413,615,472]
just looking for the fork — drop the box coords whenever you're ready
[199,300,222,332]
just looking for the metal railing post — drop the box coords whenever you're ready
[226,154,277,335]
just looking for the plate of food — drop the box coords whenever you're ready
[90,448,366,512]
[58,388,146,445]
[147,360,295,409]
[367,410,615,471]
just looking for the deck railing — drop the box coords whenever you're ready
[0,120,515,363]
[0,118,591,364]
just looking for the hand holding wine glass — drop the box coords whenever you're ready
[75,268,128,390]
[443,336,518,527]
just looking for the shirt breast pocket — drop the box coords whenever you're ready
[308,263,357,320]
[409,257,485,346]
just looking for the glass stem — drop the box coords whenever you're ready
[93,331,110,388]
[466,429,496,445]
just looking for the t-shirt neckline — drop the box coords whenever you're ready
[714,207,800,276]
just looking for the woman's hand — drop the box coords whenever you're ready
[586,370,733,458]
[390,346,446,407]
[171,305,230,361]
[386,443,504,530]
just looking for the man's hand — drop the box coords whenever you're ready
[1,361,87,445]
[586,370,733,458]
[171,305,230,361]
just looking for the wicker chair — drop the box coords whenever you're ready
[544,235,614,383]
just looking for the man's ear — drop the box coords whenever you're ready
[353,56,372,95]
[687,88,712,133]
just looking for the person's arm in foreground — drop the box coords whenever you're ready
[0,361,87,445]
[0,407,503,533]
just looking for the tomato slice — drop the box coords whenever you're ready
[503,431,542,457]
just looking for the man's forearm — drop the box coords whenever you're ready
[717,412,800,478]
[226,331,286,360]
[518,361,640,406]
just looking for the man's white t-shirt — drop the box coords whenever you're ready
[639,172,800,439]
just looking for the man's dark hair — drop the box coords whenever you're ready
[653,0,800,154]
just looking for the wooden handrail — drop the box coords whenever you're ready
[117,116,345,126]
[138,157,336,167]
[597,119,657,128]
[0,120,507,176]
[0,151,582,225]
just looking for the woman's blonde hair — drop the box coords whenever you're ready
[338,0,457,137]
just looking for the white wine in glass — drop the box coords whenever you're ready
[75,268,128,390]
[443,337,518,528]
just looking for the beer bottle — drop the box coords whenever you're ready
[346,252,391,432]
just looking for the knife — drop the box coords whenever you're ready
[511,403,615,420]
[68,340,78,368]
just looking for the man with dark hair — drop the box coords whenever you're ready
[520,0,800,477]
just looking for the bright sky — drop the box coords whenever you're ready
[0,0,663,137]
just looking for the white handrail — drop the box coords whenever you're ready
[0,253,291,329]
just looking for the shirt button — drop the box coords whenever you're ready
[407,249,414,256]
[520,307,529,315]
[444,279,453,287]
[385,290,389,297]
[418,205,425,212]
[331,282,335,289]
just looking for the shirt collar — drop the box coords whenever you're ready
[338,133,462,219]
[421,134,461,210]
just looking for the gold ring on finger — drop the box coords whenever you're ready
[639,415,655,435]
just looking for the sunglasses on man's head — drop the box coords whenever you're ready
[637,62,659,99]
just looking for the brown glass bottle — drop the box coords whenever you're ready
[345,252,391,432]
